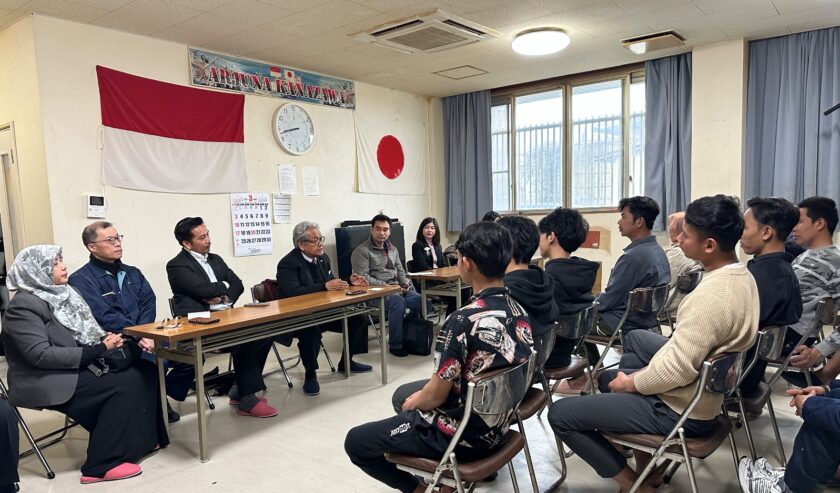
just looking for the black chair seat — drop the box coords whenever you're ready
[387,430,525,482]
[518,387,547,420]
[544,355,588,381]
[603,415,731,459]
[726,381,771,415]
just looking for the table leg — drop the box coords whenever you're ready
[156,350,168,436]
[343,315,350,378]
[379,296,388,384]
[420,278,428,320]
[193,337,208,463]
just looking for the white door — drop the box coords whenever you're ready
[0,125,23,269]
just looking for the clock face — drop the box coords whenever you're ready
[273,103,315,155]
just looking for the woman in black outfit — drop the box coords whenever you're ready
[1,245,167,484]
[410,217,447,272]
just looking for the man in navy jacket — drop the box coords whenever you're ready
[69,221,192,422]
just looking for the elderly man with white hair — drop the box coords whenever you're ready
[275,221,372,397]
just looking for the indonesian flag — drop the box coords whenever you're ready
[354,113,427,195]
[96,66,247,193]
[269,66,282,78]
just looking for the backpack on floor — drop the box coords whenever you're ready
[402,311,435,356]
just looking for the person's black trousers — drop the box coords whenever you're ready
[49,361,169,477]
[230,338,274,397]
[0,398,19,490]
[320,315,370,361]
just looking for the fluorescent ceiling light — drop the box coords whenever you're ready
[512,28,570,56]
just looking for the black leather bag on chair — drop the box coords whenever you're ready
[402,312,434,356]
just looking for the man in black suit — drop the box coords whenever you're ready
[276,221,372,396]
[166,217,276,418]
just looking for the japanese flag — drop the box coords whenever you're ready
[354,113,427,195]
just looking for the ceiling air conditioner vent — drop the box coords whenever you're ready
[352,9,501,54]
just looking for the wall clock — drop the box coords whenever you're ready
[273,103,315,155]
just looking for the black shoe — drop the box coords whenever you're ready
[338,359,373,373]
[781,370,821,388]
[389,347,409,357]
[303,375,320,396]
[166,401,180,423]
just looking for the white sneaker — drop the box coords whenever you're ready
[754,457,785,476]
[739,457,784,493]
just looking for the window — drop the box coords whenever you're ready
[490,68,645,212]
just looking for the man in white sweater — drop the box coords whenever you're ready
[548,195,759,493]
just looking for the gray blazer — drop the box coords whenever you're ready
[1,291,83,408]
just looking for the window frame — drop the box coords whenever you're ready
[491,64,645,215]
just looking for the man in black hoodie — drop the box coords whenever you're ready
[538,207,600,369]
[498,216,559,365]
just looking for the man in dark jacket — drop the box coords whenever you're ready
[538,207,599,369]
[276,221,372,396]
[166,217,276,418]
[69,221,192,422]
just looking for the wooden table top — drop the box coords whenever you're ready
[123,285,401,344]
[407,265,462,281]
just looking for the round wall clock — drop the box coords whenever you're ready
[273,103,315,155]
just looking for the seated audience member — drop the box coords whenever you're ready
[556,196,669,394]
[548,195,758,493]
[498,216,558,361]
[538,207,599,369]
[69,221,191,422]
[166,217,276,418]
[481,210,501,222]
[2,245,168,483]
[351,214,425,358]
[783,197,840,384]
[344,221,533,493]
[0,397,18,493]
[276,221,372,396]
[737,198,802,394]
[739,383,840,493]
[411,217,447,271]
[662,212,702,320]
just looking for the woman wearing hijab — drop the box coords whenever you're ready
[1,245,168,484]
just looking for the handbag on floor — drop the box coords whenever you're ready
[402,311,435,356]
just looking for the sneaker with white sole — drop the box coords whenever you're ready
[738,457,784,493]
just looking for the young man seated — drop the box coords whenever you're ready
[783,197,840,386]
[537,207,599,369]
[739,382,840,493]
[556,196,670,394]
[548,195,759,493]
[738,197,803,394]
[344,221,533,493]
[498,216,558,361]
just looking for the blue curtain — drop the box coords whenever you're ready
[644,53,692,232]
[443,90,493,232]
[745,26,840,204]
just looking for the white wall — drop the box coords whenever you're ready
[0,15,54,246]
[29,15,434,318]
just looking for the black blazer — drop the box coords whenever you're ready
[411,241,447,271]
[166,249,244,316]
[275,249,336,299]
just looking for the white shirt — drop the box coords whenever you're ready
[187,249,231,311]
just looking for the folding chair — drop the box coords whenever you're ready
[167,298,217,408]
[603,352,744,493]
[767,298,838,387]
[250,281,336,378]
[586,285,669,380]
[387,356,537,493]
[660,269,703,335]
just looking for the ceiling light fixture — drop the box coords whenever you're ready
[512,28,570,56]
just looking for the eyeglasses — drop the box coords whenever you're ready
[303,236,326,244]
[90,235,124,245]
[155,317,181,330]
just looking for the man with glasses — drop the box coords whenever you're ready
[275,221,372,396]
[69,221,191,423]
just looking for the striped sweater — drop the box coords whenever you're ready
[634,263,759,420]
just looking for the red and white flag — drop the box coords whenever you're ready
[354,113,427,195]
[96,66,247,193]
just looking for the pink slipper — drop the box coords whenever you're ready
[80,463,142,484]
[228,395,267,406]
[236,400,278,418]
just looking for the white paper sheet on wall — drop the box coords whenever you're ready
[301,166,320,196]
[278,164,297,194]
[272,193,292,224]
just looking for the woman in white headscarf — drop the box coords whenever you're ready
[1,245,168,484]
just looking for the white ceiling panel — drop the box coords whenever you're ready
[89,0,202,35]
[178,0,291,37]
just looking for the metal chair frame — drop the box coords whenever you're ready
[768,298,838,387]
[390,356,537,493]
[661,269,704,335]
[725,325,787,462]
[607,352,744,493]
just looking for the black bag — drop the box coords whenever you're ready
[96,338,142,373]
[402,312,435,356]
